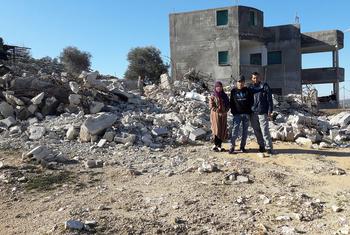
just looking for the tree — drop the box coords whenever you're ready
[124,46,169,84]
[60,46,91,75]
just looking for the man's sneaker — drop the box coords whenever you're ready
[218,147,226,152]
[259,146,266,153]
[240,148,247,153]
[228,147,236,154]
[267,149,276,155]
[211,145,219,152]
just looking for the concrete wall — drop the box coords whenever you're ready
[301,30,344,53]
[264,24,302,95]
[170,7,240,85]
[240,40,267,65]
[238,6,264,41]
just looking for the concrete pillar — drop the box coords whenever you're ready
[332,47,340,107]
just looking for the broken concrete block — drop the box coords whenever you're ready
[160,73,172,90]
[4,93,24,106]
[80,113,118,142]
[66,125,79,140]
[185,91,206,102]
[189,128,206,141]
[329,129,340,140]
[89,101,104,114]
[329,111,350,128]
[31,92,45,105]
[27,104,38,114]
[28,126,46,140]
[97,139,107,148]
[114,134,136,144]
[151,127,168,137]
[84,160,103,168]
[295,137,313,147]
[15,106,31,120]
[65,220,84,231]
[103,130,116,142]
[141,134,153,146]
[0,116,17,128]
[69,94,81,105]
[41,96,59,116]
[69,81,80,94]
[0,101,14,118]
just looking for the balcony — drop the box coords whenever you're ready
[301,30,344,53]
[301,67,344,84]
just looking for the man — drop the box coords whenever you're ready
[229,75,253,154]
[249,72,275,154]
[137,75,145,95]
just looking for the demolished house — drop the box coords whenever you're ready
[169,5,345,108]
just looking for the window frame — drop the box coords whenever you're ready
[216,10,229,26]
[218,51,229,66]
[267,51,282,65]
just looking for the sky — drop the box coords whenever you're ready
[0,0,349,98]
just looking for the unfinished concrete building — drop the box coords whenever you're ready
[169,6,344,106]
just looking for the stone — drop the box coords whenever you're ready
[319,142,331,148]
[24,146,50,160]
[141,134,153,146]
[27,104,37,114]
[28,126,46,140]
[0,161,4,169]
[151,127,169,136]
[15,106,31,120]
[69,94,81,105]
[28,117,39,125]
[295,137,313,147]
[185,91,206,102]
[276,215,292,221]
[97,139,107,148]
[9,126,22,135]
[114,134,136,144]
[281,226,296,235]
[257,153,268,158]
[85,160,103,168]
[31,92,45,105]
[198,162,219,173]
[80,113,118,142]
[0,101,14,118]
[66,125,79,140]
[160,73,172,90]
[4,93,24,106]
[236,175,250,184]
[189,128,206,141]
[0,116,17,128]
[103,130,116,142]
[41,97,59,116]
[330,111,350,128]
[69,81,80,93]
[331,168,346,175]
[65,220,84,231]
[89,101,104,114]
[329,129,340,140]
[332,205,342,212]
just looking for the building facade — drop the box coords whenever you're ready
[169,6,344,104]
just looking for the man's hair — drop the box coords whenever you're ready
[251,72,260,76]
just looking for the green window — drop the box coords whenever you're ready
[250,53,262,65]
[217,10,228,26]
[268,51,282,65]
[218,51,229,65]
[249,11,257,26]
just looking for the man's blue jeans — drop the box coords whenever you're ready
[231,114,250,149]
[250,113,273,150]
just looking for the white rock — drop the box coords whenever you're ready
[27,104,37,114]
[332,205,342,212]
[295,137,312,147]
[97,139,107,148]
[31,92,45,105]
[80,113,118,142]
[28,126,46,140]
[85,160,103,168]
[69,81,80,93]
[0,116,17,128]
[66,125,79,140]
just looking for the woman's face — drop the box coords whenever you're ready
[215,86,223,92]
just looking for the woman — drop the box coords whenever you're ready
[209,81,230,151]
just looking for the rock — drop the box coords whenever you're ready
[295,137,313,147]
[66,125,79,140]
[329,129,340,140]
[31,92,45,105]
[15,106,31,120]
[319,142,331,148]
[235,175,250,184]
[4,93,24,106]
[276,215,292,221]
[41,96,59,116]
[330,111,350,128]
[97,139,107,148]
[27,104,37,114]
[257,152,268,158]
[69,81,80,94]
[24,145,50,160]
[80,113,118,142]
[198,162,219,173]
[281,226,296,235]
[85,160,104,168]
[152,127,169,136]
[339,225,350,235]
[69,94,81,105]
[185,91,206,102]
[332,205,342,212]
[141,134,153,146]
[189,128,206,141]
[64,220,84,231]
[9,125,22,135]
[0,101,14,118]
[115,134,136,145]
[0,116,17,128]
[160,73,172,90]
[28,126,46,140]
[0,161,4,169]
[103,130,116,142]
[331,168,346,175]
[89,101,104,114]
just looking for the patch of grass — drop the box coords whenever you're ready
[26,171,74,191]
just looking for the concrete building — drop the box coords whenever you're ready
[169,6,344,105]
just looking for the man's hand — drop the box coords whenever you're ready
[268,112,273,121]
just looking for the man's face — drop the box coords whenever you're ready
[251,74,260,84]
[237,80,245,89]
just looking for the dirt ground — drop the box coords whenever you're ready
[1,141,350,235]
